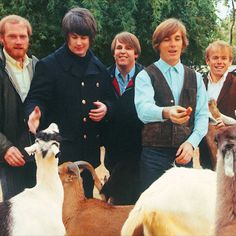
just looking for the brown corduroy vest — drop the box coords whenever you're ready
[142,64,197,148]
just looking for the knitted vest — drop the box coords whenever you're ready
[142,64,197,147]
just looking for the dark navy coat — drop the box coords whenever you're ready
[104,63,144,170]
[25,44,113,167]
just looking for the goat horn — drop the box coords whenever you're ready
[74,161,103,192]
[67,162,79,176]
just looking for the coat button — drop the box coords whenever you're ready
[81,82,85,87]
[82,99,86,104]
[170,99,174,103]
[83,117,87,122]
[83,134,87,139]
[96,82,100,87]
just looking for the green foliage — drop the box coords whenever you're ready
[0,0,222,67]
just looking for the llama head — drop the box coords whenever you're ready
[25,123,61,160]
[215,126,236,177]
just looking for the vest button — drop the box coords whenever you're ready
[96,82,100,87]
[83,134,87,139]
[82,99,86,104]
[81,82,85,86]
[83,117,87,122]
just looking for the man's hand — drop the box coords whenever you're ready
[175,142,193,165]
[89,101,107,122]
[4,146,25,167]
[28,106,41,134]
[163,106,191,124]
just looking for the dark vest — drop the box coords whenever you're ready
[142,64,197,147]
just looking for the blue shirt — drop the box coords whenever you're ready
[115,66,135,95]
[135,58,208,148]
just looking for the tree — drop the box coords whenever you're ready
[0,0,220,66]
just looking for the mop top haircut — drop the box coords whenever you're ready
[62,7,97,45]
[152,18,189,53]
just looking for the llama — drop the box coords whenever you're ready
[215,125,236,235]
[0,123,65,236]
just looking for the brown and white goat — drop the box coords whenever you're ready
[59,161,133,236]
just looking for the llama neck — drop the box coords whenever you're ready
[36,157,62,195]
[216,158,236,230]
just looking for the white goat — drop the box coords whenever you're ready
[59,161,133,236]
[121,167,216,236]
[0,123,65,236]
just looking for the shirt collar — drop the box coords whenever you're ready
[115,65,136,80]
[158,58,182,74]
[3,48,30,69]
[207,70,228,84]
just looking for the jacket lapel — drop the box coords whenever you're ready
[217,74,232,105]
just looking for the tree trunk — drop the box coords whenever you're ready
[230,0,235,45]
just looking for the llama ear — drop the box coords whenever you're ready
[24,143,39,155]
[51,144,60,157]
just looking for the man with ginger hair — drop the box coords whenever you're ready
[199,40,236,169]
[135,18,208,191]
[0,15,38,200]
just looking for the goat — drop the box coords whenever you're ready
[121,167,216,236]
[215,126,236,235]
[59,161,133,236]
[0,123,65,236]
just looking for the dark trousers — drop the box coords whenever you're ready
[140,147,193,193]
[81,169,94,198]
[0,161,36,200]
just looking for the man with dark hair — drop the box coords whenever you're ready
[135,18,208,192]
[24,7,113,197]
[0,15,38,200]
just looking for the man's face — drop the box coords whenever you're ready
[159,30,183,66]
[1,22,29,61]
[206,47,233,80]
[67,33,90,57]
[114,39,137,70]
